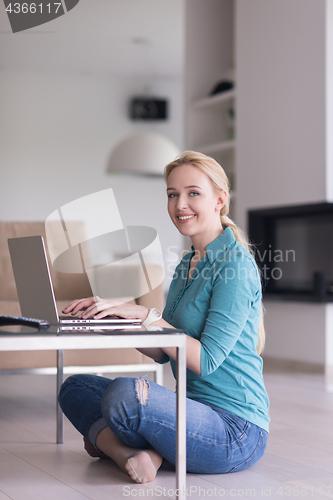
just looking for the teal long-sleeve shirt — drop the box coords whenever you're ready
[160,227,270,432]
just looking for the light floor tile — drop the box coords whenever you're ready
[0,369,332,500]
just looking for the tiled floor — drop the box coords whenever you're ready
[0,365,332,499]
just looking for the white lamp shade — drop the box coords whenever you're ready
[106,132,180,176]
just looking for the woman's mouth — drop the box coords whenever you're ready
[177,214,196,223]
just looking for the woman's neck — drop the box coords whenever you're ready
[190,227,223,261]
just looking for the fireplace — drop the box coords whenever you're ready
[248,202,333,302]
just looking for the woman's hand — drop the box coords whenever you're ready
[62,296,108,316]
[62,296,149,322]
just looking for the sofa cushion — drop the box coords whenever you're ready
[0,221,92,301]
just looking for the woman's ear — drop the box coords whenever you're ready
[215,190,227,211]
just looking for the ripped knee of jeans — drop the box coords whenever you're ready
[135,377,149,406]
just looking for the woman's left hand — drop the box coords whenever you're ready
[79,300,149,322]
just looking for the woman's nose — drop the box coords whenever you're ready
[176,194,188,210]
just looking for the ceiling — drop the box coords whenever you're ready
[0,0,184,78]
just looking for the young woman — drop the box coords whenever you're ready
[59,151,270,484]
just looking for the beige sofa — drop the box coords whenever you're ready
[0,221,165,371]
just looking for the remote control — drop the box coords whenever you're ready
[0,315,50,330]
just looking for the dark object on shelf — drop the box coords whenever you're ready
[313,271,326,302]
[209,80,234,96]
[248,202,333,303]
[129,98,168,120]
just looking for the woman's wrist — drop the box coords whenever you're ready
[140,307,150,322]
[142,308,162,327]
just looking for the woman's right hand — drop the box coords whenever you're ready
[62,296,117,317]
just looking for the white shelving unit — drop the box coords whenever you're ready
[184,0,236,216]
[192,90,236,156]
[192,89,236,110]
[198,139,236,155]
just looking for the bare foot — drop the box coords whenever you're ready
[125,451,162,484]
[83,437,108,459]
[94,427,163,482]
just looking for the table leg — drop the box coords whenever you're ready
[56,349,64,444]
[176,340,187,497]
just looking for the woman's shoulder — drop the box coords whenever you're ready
[215,238,257,270]
[212,241,261,292]
[206,227,255,268]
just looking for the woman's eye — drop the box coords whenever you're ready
[168,193,177,198]
[190,191,199,197]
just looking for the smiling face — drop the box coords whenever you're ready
[166,163,226,251]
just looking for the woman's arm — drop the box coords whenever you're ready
[144,317,202,375]
[63,297,202,373]
[135,347,166,362]
[162,337,201,375]
[62,296,149,320]
[136,337,201,373]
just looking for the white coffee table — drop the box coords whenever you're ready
[0,327,187,495]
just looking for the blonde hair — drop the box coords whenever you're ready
[164,151,265,355]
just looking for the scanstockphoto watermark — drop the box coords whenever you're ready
[123,484,333,497]
[123,485,257,497]
[166,246,296,282]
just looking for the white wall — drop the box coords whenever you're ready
[326,304,333,366]
[326,0,333,202]
[236,0,333,368]
[236,0,326,232]
[263,302,326,365]
[0,69,185,289]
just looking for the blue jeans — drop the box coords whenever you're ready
[58,374,268,474]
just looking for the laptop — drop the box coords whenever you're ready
[7,235,142,329]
